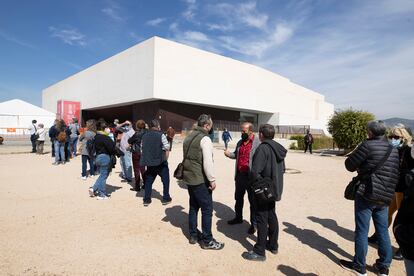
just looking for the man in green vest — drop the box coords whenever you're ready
[182,114,224,250]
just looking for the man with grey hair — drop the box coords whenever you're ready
[224,122,260,234]
[182,114,224,250]
[339,120,400,276]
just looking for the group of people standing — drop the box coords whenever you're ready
[340,121,414,276]
[182,115,287,258]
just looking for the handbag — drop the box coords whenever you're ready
[344,145,393,200]
[174,133,202,180]
[251,143,278,203]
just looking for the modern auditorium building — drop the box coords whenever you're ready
[42,36,334,133]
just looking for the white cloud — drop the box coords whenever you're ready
[206,23,234,32]
[146,17,167,27]
[101,1,126,22]
[169,22,179,32]
[217,23,294,58]
[0,30,35,49]
[182,0,197,21]
[207,1,268,30]
[182,31,209,42]
[49,26,87,46]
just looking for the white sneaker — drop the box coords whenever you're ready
[81,176,87,180]
[88,188,95,197]
[96,195,109,200]
[89,174,95,178]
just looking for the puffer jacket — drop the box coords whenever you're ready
[345,136,399,205]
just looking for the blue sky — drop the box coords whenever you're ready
[1,0,414,119]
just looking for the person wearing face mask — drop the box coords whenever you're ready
[369,125,414,260]
[224,122,260,235]
[88,120,117,200]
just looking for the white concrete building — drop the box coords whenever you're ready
[42,36,333,133]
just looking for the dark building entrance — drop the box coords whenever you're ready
[82,100,257,131]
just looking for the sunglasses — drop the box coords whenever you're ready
[389,135,401,139]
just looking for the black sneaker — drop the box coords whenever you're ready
[143,199,152,206]
[201,239,224,250]
[393,248,403,261]
[368,233,378,245]
[162,198,172,205]
[373,263,389,276]
[248,225,257,235]
[339,260,367,276]
[227,218,243,225]
[242,251,266,262]
[265,243,278,255]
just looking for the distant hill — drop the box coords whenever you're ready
[382,118,414,131]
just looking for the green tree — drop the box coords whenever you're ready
[327,109,375,150]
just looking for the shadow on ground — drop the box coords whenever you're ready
[283,222,353,265]
[162,205,189,239]
[214,201,255,250]
[308,216,354,242]
[277,265,318,276]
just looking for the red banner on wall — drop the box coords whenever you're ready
[56,100,81,124]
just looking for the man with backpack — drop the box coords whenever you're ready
[242,124,286,261]
[79,119,96,180]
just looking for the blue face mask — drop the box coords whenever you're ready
[390,138,402,148]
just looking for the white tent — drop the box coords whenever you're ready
[0,99,56,135]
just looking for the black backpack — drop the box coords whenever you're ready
[86,137,96,159]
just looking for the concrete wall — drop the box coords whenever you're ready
[42,36,333,133]
[42,39,155,113]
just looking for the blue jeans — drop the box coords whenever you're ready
[54,140,65,163]
[354,194,392,269]
[143,161,171,201]
[235,172,257,226]
[82,155,95,177]
[120,151,133,181]
[92,154,111,197]
[224,140,229,150]
[405,259,414,276]
[69,136,78,157]
[188,182,213,244]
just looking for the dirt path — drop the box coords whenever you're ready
[0,147,406,275]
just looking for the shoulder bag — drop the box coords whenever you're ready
[344,145,393,200]
[251,143,278,203]
[174,133,202,180]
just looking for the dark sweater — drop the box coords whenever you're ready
[393,170,414,260]
[94,133,116,156]
[396,145,414,192]
[345,136,400,204]
[249,139,287,202]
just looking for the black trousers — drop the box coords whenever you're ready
[30,135,37,152]
[304,143,312,154]
[253,200,279,256]
[234,171,256,226]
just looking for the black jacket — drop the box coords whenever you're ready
[393,170,414,260]
[345,136,399,205]
[249,139,287,201]
[127,129,146,152]
[396,145,414,192]
[94,133,116,156]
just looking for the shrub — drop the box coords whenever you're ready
[289,135,333,150]
[327,109,375,150]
